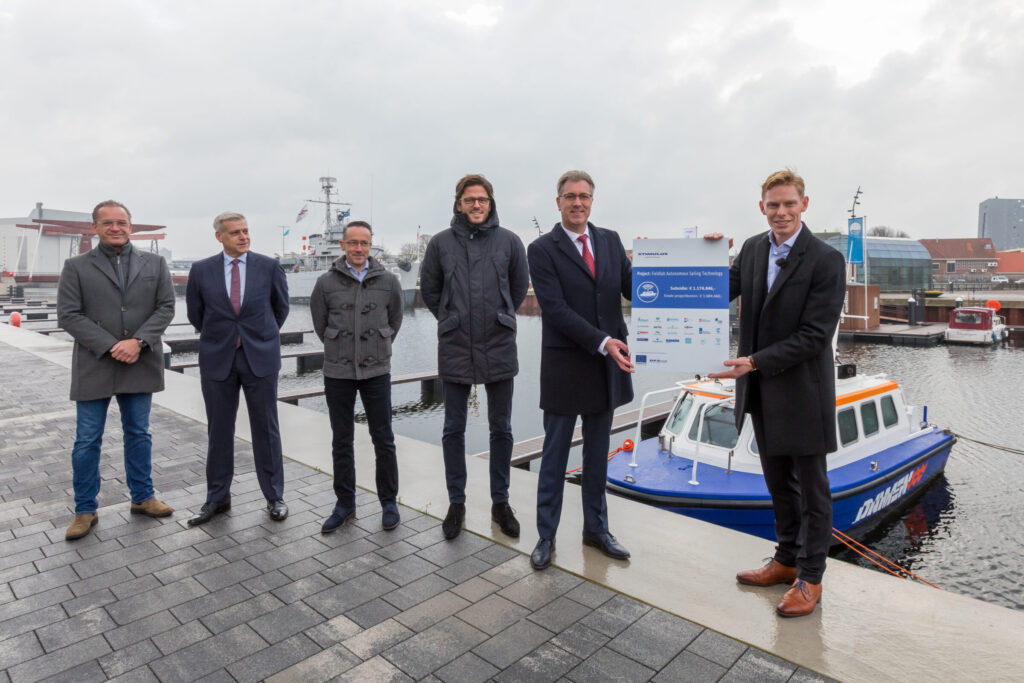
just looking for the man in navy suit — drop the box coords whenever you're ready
[185,211,291,525]
[527,170,635,570]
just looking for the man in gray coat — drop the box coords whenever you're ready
[420,174,529,540]
[311,221,404,533]
[57,200,176,540]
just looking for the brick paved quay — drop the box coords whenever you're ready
[0,340,828,682]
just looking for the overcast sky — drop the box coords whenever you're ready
[1,1,1021,259]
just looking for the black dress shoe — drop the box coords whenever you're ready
[491,502,520,538]
[187,500,231,527]
[442,503,465,540]
[582,531,630,560]
[267,499,288,521]
[531,538,555,570]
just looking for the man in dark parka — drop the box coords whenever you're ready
[420,174,529,540]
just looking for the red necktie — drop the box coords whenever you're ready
[230,258,241,314]
[230,259,241,348]
[578,234,596,278]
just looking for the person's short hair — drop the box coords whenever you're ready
[92,200,131,222]
[213,211,247,233]
[557,170,595,196]
[761,169,805,199]
[453,174,495,213]
[342,220,373,241]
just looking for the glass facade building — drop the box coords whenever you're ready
[822,235,932,292]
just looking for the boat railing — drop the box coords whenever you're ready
[690,397,736,486]
[628,384,691,470]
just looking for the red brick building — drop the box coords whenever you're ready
[918,238,999,285]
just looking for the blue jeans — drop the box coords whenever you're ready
[71,393,155,514]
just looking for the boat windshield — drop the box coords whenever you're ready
[688,404,740,449]
[663,393,695,436]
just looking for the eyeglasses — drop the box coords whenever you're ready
[561,193,593,202]
[344,240,371,248]
[461,197,491,206]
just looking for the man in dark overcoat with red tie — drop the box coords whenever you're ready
[526,170,635,570]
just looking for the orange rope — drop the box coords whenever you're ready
[831,527,942,589]
[566,447,622,475]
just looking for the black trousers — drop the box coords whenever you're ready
[441,379,514,505]
[753,414,832,583]
[535,409,613,539]
[324,374,398,510]
[200,346,284,504]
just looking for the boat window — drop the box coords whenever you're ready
[688,404,740,449]
[663,393,695,436]
[861,401,879,436]
[881,395,899,428]
[954,311,982,325]
[837,407,859,446]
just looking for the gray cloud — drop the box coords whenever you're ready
[1,0,1022,258]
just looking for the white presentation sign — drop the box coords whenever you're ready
[631,238,730,375]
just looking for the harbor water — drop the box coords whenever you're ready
[165,299,1024,611]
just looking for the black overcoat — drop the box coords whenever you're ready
[730,224,846,455]
[528,223,633,415]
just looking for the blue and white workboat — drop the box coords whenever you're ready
[606,371,956,541]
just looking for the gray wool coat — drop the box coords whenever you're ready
[57,246,176,401]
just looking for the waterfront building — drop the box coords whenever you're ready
[918,237,999,285]
[822,235,932,292]
[978,197,1024,250]
[0,203,166,293]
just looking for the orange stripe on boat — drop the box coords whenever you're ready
[836,381,899,406]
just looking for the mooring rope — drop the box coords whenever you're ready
[947,430,1024,456]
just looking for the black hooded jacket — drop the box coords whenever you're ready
[419,202,529,384]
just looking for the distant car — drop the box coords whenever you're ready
[950,278,967,283]
[991,275,1009,283]
[1016,278,1024,285]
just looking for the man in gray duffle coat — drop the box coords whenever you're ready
[56,200,176,541]
[310,220,404,533]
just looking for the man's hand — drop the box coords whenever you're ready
[605,338,635,373]
[708,356,754,379]
[110,339,142,364]
[703,232,734,248]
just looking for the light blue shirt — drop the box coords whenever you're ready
[767,224,802,291]
[345,259,369,282]
[223,252,247,305]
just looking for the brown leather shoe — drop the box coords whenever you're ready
[736,559,797,586]
[66,512,98,540]
[130,497,174,518]
[777,579,822,617]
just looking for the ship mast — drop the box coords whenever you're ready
[306,176,351,232]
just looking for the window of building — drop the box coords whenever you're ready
[947,262,956,273]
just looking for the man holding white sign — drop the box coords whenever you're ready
[709,169,846,618]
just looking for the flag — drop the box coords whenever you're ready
[282,227,290,237]
[847,217,864,265]
[339,209,351,220]
[296,204,308,223]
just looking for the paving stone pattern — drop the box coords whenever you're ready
[0,342,830,681]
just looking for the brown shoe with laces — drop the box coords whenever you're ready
[777,579,822,617]
[736,559,797,587]
[130,497,174,518]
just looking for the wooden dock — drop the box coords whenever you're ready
[475,399,677,467]
[276,369,442,404]
[839,322,947,346]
